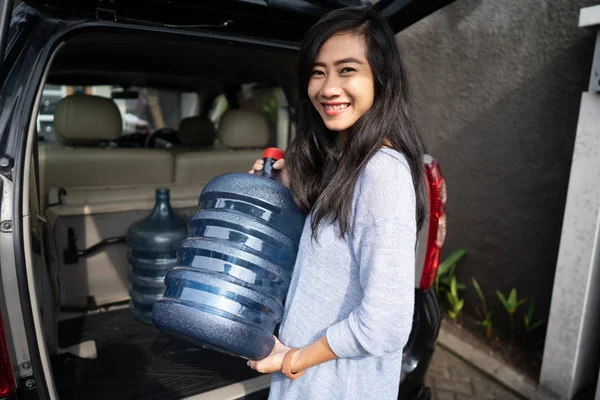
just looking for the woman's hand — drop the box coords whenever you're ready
[247,336,292,374]
[249,158,290,189]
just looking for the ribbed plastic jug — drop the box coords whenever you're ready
[126,188,188,324]
[152,148,305,360]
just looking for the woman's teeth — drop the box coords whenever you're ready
[324,104,349,111]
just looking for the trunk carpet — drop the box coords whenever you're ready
[51,308,262,400]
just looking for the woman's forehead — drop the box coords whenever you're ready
[314,33,367,64]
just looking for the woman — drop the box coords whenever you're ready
[247,6,427,400]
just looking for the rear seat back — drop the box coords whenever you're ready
[39,94,174,209]
[175,116,217,149]
[174,109,269,182]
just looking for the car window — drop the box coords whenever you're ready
[36,84,200,143]
[208,94,229,126]
[208,83,288,148]
[238,83,280,127]
[240,84,290,149]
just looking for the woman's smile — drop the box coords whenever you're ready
[322,102,351,116]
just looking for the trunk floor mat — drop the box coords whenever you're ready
[51,308,262,400]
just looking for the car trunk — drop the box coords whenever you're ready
[41,186,274,399]
[52,307,266,400]
[30,28,297,400]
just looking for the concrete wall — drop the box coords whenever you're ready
[397,0,598,346]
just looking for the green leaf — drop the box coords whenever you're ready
[450,277,458,297]
[437,261,452,277]
[472,278,489,316]
[526,320,543,332]
[508,288,517,307]
[524,301,543,332]
[476,311,492,328]
[516,298,527,308]
[472,278,484,302]
[526,301,535,321]
[456,299,464,312]
[446,292,455,306]
[439,277,451,286]
[497,291,510,310]
[448,262,458,278]
[448,310,457,320]
[456,283,467,290]
[439,249,466,271]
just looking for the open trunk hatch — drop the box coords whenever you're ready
[21,0,457,42]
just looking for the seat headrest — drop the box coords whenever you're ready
[54,94,122,145]
[177,116,216,146]
[217,110,269,149]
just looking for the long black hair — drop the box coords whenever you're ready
[286,6,427,238]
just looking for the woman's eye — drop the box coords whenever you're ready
[340,67,356,74]
[311,70,324,76]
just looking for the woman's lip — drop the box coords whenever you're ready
[322,103,350,116]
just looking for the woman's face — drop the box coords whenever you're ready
[308,32,375,138]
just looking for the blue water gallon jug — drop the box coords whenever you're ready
[126,188,188,324]
[152,148,305,360]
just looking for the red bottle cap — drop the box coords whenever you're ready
[263,147,285,160]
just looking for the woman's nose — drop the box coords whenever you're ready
[319,75,343,99]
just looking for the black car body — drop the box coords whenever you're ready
[0,1,450,399]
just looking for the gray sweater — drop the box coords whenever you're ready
[268,148,416,400]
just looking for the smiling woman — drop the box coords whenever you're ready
[290,7,426,238]
[246,6,428,400]
[308,33,375,139]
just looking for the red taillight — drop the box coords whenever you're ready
[420,157,447,290]
[0,310,15,397]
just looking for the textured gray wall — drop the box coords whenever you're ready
[397,0,598,346]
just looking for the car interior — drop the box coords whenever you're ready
[30,28,299,399]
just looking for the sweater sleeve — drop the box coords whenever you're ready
[326,152,416,358]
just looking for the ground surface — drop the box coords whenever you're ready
[427,345,525,400]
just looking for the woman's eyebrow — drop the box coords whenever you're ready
[313,58,364,67]
[334,57,363,65]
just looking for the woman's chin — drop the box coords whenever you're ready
[323,121,351,133]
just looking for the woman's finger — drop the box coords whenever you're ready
[253,160,264,170]
[273,159,285,170]
[249,159,264,174]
